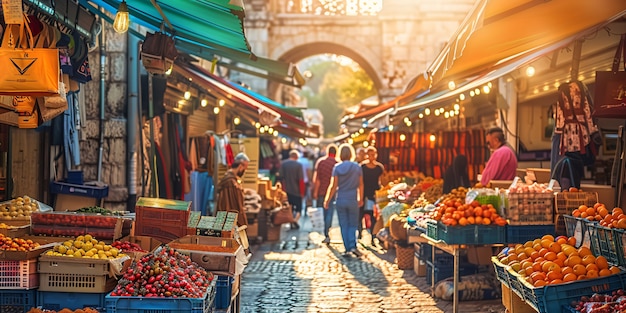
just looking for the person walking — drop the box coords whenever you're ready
[324,144,364,257]
[278,150,305,229]
[215,153,250,227]
[360,146,384,245]
[312,144,338,244]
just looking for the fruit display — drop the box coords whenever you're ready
[0,196,39,220]
[508,182,553,194]
[31,212,131,239]
[572,203,626,229]
[439,187,468,206]
[31,212,120,228]
[0,234,40,251]
[110,246,213,298]
[431,199,507,227]
[423,182,444,204]
[497,234,621,287]
[570,290,626,313]
[27,308,100,313]
[45,234,125,259]
[506,182,554,224]
[112,240,147,253]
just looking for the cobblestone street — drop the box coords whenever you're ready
[241,216,506,313]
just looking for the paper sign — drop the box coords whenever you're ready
[465,189,479,204]
[2,0,23,25]
[508,177,520,190]
[548,179,556,190]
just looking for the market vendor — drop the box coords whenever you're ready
[215,152,249,226]
[480,127,517,185]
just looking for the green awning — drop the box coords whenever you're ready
[81,0,304,86]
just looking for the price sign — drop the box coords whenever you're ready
[2,0,23,25]
[465,189,479,204]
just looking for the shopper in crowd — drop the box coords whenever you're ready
[480,127,518,186]
[443,155,471,194]
[355,147,367,163]
[215,152,249,227]
[298,150,313,209]
[324,144,364,257]
[312,144,338,244]
[278,150,305,229]
[360,146,384,245]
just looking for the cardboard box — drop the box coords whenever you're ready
[168,235,242,275]
[246,222,258,237]
[54,193,98,211]
[501,283,536,313]
[0,220,30,237]
[413,254,427,277]
[117,235,163,261]
[466,246,494,265]
[527,168,551,183]
[0,236,65,260]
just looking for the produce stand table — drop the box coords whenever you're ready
[420,233,503,313]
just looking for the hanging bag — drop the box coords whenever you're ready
[0,18,60,97]
[141,28,178,75]
[593,34,626,118]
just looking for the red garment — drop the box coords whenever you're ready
[224,143,234,167]
[313,155,337,198]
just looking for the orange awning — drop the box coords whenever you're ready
[428,0,626,90]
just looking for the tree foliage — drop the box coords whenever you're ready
[300,58,376,137]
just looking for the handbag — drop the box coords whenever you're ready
[593,34,626,118]
[141,30,178,75]
[0,21,60,96]
[271,202,296,226]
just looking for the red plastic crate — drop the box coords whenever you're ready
[0,259,38,289]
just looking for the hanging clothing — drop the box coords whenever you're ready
[64,92,80,170]
[184,171,212,215]
[215,170,248,226]
[555,81,599,156]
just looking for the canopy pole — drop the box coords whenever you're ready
[150,0,175,34]
[570,40,584,81]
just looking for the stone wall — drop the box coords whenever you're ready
[80,26,129,212]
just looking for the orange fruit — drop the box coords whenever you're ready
[582,255,596,266]
[544,252,557,261]
[482,218,491,225]
[613,207,624,216]
[594,203,604,210]
[617,218,626,229]
[524,247,536,257]
[598,207,609,218]
[524,266,535,276]
[577,274,587,281]
[561,266,574,276]
[530,251,540,261]
[586,263,599,273]
[587,270,599,279]
[458,217,467,226]
[563,273,577,282]
[556,236,568,245]
[595,256,609,270]
[524,241,534,248]
[573,210,581,217]
[585,207,596,217]
[578,246,593,257]
[548,242,561,253]
[567,255,582,266]
[610,266,621,274]
[567,237,577,247]
[547,270,563,281]
[580,212,589,219]
[549,279,563,285]
[530,271,546,282]
[542,234,555,242]
[599,269,612,277]
[533,280,547,287]
[532,262,543,272]
[572,264,587,276]
[539,248,549,258]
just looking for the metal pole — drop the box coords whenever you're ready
[127,34,140,210]
[97,19,106,182]
[148,74,156,198]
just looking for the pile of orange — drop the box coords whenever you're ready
[572,203,626,229]
[431,199,507,227]
[497,234,621,287]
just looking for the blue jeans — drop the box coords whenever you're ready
[335,199,359,252]
[317,196,334,238]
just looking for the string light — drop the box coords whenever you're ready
[444,111,450,118]
[213,107,220,114]
[113,1,130,33]
[429,134,436,142]
[459,94,465,101]
[434,110,440,116]
[255,122,261,128]
[259,128,265,133]
[482,85,490,94]
[526,66,535,77]
[424,108,431,116]
[184,91,191,100]
[399,134,406,141]
[201,99,208,107]
[388,125,394,131]
[448,81,456,90]
[281,137,287,143]
[418,113,424,119]
[453,104,460,111]
[233,117,240,125]
[218,99,226,107]
[470,90,475,97]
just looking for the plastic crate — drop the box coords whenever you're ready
[506,224,555,244]
[50,181,109,198]
[554,192,598,216]
[563,215,597,248]
[215,275,235,309]
[588,223,624,267]
[506,192,554,225]
[562,305,579,313]
[38,255,117,293]
[0,259,38,289]
[0,289,36,313]
[491,256,510,288]
[515,270,626,313]
[438,222,506,245]
[505,267,526,301]
[425,261,478,286]
[37,291,107,310]
[613,229,626,268]
[416,244,454,268]
[105,281,216,313]
[426,220,438,240]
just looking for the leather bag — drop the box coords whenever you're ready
[594,34,626,119]
[141,30,178,75]
[0,21,60,97]
[272,202,296,226]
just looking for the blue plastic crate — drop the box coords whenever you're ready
[0,289,36,313]
[37,291,107,311]
[506,224,555,244]
[517,271,626,313]
[613,228,626,267]
[491,256,509,288]
[105,281,215,313]
[50,181,109,198]
[416,243,454,267]
[588,224,624,267]
[506,268,526,301]
[426,220,438,240]
[425,262,478,286]
[562,305,579,313]
[438,222,506,245]
[563,215,597,248]
[215,275,235,310]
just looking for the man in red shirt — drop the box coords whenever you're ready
[312,144,338,244]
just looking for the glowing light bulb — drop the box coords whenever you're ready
[113,1,130,33]
[459,94,465,101]
[482,86,490,94]
[399,134,406,141]
[453,104,460,111]
[184,91,191,100]
[425,108,431,116]
[201,99,208,107]
[218,99,225,107]
[448,81,456,90]
[233,117,240,125]
[213,107,220,114]
[418,113,424,119]
[255,122,261,128]
[526,66,535,77]
[429,134,436,142]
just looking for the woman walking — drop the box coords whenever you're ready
[324,144,364,257]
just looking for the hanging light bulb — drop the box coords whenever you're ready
[254,122,261,128]
[424,108,431,116]
[406,121,412,127]
[218,99,226,107]
[459,93,465,101]
[526,66,535,77]
[184,90,191,100]
[213,107,220,114]
[113,1,130,33]
[388,125,394,131]
[448,81,456,90]
[482,85,490,94]
[399,134,406,142]
[435,110,440,116]
[273,130,279,137]
[200,99,208,107]
[259,127,265,134]
[363,141,369,147]
[165,66,173,75]
[233,117,240,125]
[281,137,287,143]
[453,104,460,111]
[268,127,274,133]
[444,111,450,118]
[418,113,424,119]
[429,134,436,142]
